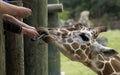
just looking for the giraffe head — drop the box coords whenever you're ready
[38,23,118,62]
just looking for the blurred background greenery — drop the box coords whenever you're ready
[59,0,120,75]
[60,0,120,20]
[59,0,120,29]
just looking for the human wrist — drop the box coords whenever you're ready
[22,27,27,35]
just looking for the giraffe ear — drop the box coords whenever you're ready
[90,26,108,39]
[101,49,118,57]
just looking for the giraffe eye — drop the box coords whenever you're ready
[79,33,90,41]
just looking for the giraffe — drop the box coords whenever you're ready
[36,23,120,75]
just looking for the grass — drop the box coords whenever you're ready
[61,30,120,75]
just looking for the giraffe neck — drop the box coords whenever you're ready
[56,40,120,75]
[82,54,120,75]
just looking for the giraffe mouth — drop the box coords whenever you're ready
[30,26,56,41]
[31,31,49,41]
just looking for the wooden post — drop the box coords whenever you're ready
[48,0,61,75]
[23,0,48,75]
[48,4,63,13]
[0,14,5,75]
[5,1,24,75]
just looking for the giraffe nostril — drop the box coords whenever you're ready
[79,33,90,41]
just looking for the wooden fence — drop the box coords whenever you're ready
[0,0,63,75]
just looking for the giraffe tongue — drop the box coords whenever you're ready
[31,32,48,41]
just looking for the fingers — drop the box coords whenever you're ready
[2,14,15,20]
[22,27,39,38]
[33,30,39,37]
[28,26,39,37]
[30,32,39,38]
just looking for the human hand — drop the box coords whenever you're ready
[22,27,39,38]
[16,7,32,18]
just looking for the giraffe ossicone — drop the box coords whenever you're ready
[38,22,120,75]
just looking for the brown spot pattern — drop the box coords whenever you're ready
[74,55,81,61]
[91,31,98,39]
[98,55,104,61]
[85,62,92,68]
[61,30,68,37]
[76,50,86,61]
[104,56,110,61]
[71,42,79,50]
[96,61,104,69]
[74,23,83,30]
[81,45,86,50]
[60,29,68,33]
[85,48,91,55]
[63,44,74,54]
[103,63,114,75]
[62,33,67,38]
[67,27,76,31]
[81,53,87,61]
[111,59,120,72]
[67,38,73,43]
[57,32,61,36]
[76,50,83,55]
[87,43,90,46]
[97,72,102,75]
[112,74,118,75]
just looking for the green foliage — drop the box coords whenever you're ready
[60,10,70,20]
[60,0,120,19]
[103,13,109,20]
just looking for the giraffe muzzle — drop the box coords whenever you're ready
[31,31,48,41]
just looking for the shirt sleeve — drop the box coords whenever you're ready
[3,19,22,34]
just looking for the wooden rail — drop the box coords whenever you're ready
[48,4,63,13]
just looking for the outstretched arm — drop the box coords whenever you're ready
[3,14,39,38]
[0,1,31,18]
[2,14,35,29]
